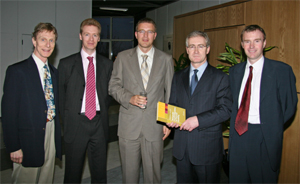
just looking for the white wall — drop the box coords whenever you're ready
[147,0,234,50]
[0,0,92,116]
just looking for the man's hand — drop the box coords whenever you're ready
[10,149,23,164]
[166,122,180,128]
[180,116,199,132]
[129,95,147,108]
[162,126,171,140]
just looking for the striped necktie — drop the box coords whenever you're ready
[141,55,149,89]
[85,56,96,120]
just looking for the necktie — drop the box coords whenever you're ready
[235,66,253,135]
[190,69,199,95]
[141,55,149,89]
[43,64,55,121]
[85,56,96,120]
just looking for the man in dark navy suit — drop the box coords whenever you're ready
[167,31,232,183]
[228,25,298,183]
[1,23,61,183]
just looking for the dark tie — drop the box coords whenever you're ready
[235,66,253,135]
[85,56,96,120]
[190,69,199,95]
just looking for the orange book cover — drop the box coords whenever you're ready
[156,101,186,126]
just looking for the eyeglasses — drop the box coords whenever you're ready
[187,44,207,50]
[137,30,155,34]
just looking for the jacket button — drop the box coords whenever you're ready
[45,110,47,113]
[43,128,45,130]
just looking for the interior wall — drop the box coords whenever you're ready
[146,0,234,51]
[0,0,92,116]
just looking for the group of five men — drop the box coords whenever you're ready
[1,17,297,184]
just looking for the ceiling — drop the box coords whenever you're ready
[92,0,179,17]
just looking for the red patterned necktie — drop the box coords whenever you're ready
[85,56,96,120]
[235,66,253,136]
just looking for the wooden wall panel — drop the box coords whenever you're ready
[173,13,204,61]
[204,3,244,30]
[245,1,300,183]
[205,26,244,67]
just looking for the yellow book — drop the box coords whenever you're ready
[156,101,186,126]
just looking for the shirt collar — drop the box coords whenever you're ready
[32,53,48,69]
[190,61,208,74]
[137,46,154,59]
[81,48,96,61]
[246,56,264,72]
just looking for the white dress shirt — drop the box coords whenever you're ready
[137,46,154,75]
[32,53,48,92]
[238,56,264,124]
[80,49,100,113]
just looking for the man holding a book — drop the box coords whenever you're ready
[167,31,232,183]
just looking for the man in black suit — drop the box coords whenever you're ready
[58,18,113,183]
[1,23,61,183]
[228,25,298,183]
[167,31,232,183]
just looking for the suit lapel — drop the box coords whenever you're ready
[130,47,145,90]
[27,56,47,106]
[190,64,213,98]
[233,62,246,109]
[95,54,105,101]
[181,66,190,98]
[146,48,159,91]
[74,53,85,83]
[260,58,273,103]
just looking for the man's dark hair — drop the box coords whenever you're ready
[241,25,266,42]
[135,17,156,32]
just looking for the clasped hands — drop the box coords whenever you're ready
[167,116,199,132]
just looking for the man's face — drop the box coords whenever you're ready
[135,22,157,52]
[32,30,56,63]
[79,25,100,55]
[186,36,210,67]
[241,30,266,64]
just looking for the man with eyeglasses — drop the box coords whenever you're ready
[167,30,232,183]
[109,17,174,183]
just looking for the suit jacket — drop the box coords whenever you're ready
[1,56,61,167]
[229,57,298,171]
[169,64,232,165]
[58,52,113,143]
[108,47,174,141]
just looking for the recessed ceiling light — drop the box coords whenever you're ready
[99,7,128,12]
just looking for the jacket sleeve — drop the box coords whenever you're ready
[108,56,135,109]
[280,65,298,123]
[196,74,232,130]
[1,66,22,152]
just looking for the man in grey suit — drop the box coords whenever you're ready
[167,31,232,183]
[58,18,113,183]
[109,17,174,183]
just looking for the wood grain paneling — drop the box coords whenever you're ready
[173,13,204,61]
[205,26,244,67]
[204,3,244,30]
